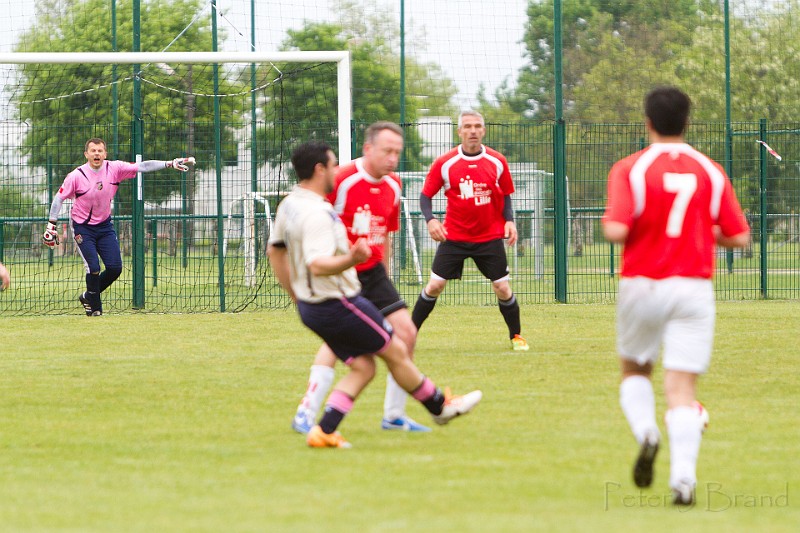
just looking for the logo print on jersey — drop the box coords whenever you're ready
[351,205,372,236]
[96,182,104,191]
[459,177,475,199]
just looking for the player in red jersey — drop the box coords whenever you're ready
[291,122,431,434]
[411,111,529,351]
[603,87,750,506]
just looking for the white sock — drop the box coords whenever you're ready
[620,375,660,444]
[383,373,409,420]
[666,405,704,488]
[299,364,335,418]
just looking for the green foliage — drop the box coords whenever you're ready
[0,185,44,244]
[13,0,243,208]
[511,0,719,122]
[0,186,43,219]
[257,4,457,173]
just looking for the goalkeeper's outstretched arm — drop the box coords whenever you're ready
[139,157,196,173]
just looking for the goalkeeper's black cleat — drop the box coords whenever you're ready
[79,292,93,316]
[633,430,660,488]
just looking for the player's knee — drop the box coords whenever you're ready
[105,265,123,282]
[313,345,338,367]
[351,355,377,382]
[425,279,446,297]
[492,281,513,300]
[394,322,417,355]
[380,336,410,365]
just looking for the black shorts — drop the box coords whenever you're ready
[297,295,393,364]
[357,263,407,316]
[431,239,510,282]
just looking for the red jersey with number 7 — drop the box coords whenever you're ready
[603,143,749,279]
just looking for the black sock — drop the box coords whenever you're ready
[422,389,445,416]
[86,273,101,311]
[318,406,347,434]
[412,379,446,416]
[412,290,438,330]
[498,294,521,339]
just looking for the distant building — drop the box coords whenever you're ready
[416,116,453,160]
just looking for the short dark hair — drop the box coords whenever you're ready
[364,121,403,144]
[291,141,333,181]
[644,86,691,136]
[85,138,106,151]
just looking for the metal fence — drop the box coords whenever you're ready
[2,119,798,315]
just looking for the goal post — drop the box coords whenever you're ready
[0,51,351,314]
[0,51,353,164]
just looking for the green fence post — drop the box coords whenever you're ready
[131,0,145,309]
[609,242,614,277]
[212,0,226,312]
[0,221,4,263]
[724,0,734,274]
[47,155,54,268]
[151,218,158,287]
[250,0,259,269]
[553,0,568,302]
[759,118,768,298]
[398,0,407,272]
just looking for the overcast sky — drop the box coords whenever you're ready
[0,0,529,109]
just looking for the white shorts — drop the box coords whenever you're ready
[616,277,715,374]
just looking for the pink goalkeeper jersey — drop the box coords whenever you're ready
[57,161,139,225]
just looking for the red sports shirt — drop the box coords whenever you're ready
[328,158,402,272]
[604,143,749,279]
[422,145,515,243]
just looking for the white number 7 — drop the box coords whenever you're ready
[663,173,697,237]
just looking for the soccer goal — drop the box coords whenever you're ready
[0,51,352,315]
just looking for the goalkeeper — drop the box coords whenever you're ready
[43,138,195,316]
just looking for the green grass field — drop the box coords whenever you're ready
[1,302,798,532]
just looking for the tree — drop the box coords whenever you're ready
[512,0,719,121]
[675,2,800,215]
[257,3,457,173]
[13,0,243,208]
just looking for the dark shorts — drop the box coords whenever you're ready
[357,263,407,316]
[297,294,393,364]
[431,239,510,282]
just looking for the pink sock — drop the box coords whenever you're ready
[326,390,354,414]
[411,377,436,401]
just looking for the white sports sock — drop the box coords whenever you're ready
[620,375,660,444]
[383,373,409,420]
[300,365,335,418]
[666,405,704,488]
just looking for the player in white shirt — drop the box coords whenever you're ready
[268,141,482,448]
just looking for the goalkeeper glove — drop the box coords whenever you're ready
[42,221,60,248]
[169,157,196,172]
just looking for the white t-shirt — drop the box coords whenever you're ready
[269,186,361,303]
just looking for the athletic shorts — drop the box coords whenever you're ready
[297,294,393,364]
[430,239,510,283]
[616,277,715,374]
[357,263,407,316]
